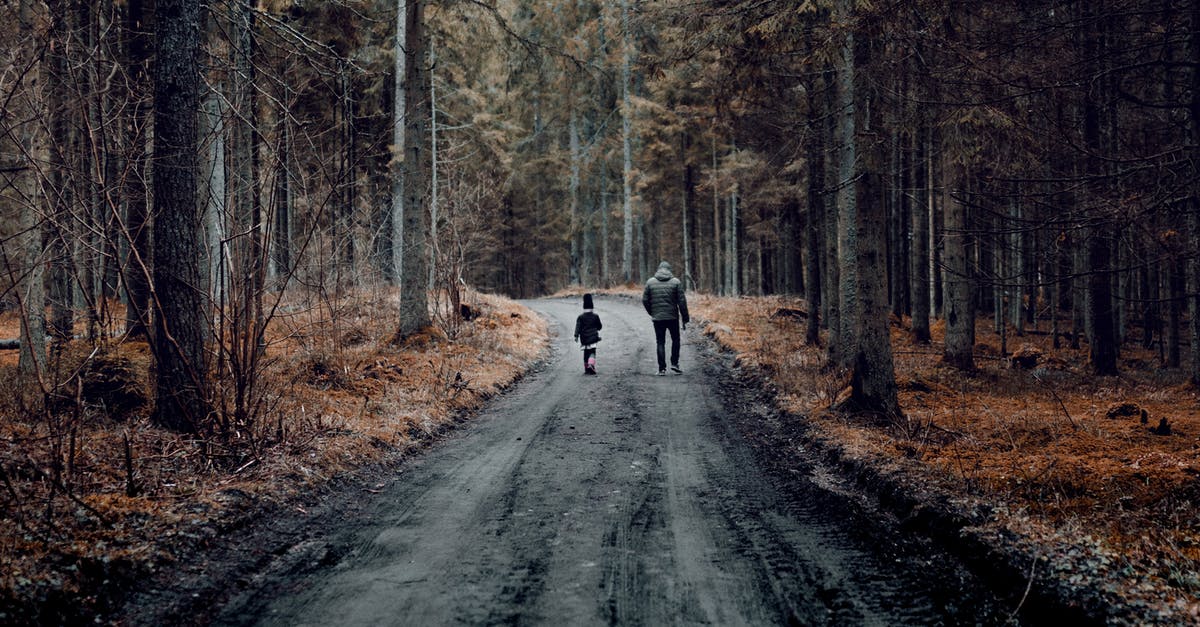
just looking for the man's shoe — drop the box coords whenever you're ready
[657,369,666,376]
[670,365,682,374]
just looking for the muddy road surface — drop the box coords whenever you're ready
[212,297,1017,626]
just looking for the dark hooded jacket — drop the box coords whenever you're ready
[575,295,602,345]
[574,311,602,345]
[643,262,690,323]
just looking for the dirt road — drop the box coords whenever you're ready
[213,297,1015,625]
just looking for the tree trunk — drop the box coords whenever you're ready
[120,0,152,339]
[844,10,900,418]
[152,0,209,431]
[46,1,74,342]
[338,62,356,275]
[705,129,715,295]
[1167,254,1182,367]
[930,138,944,319]
[821,66,841,353]
[272,111,292,285]
[910,121,931,343]
[835,20,858,367]
[200,93,228,338]
[397,0,430,337]
[728,184,739,296]
[942,160,975,371]
[1010,200,1025,336]
[620,0,634,284]
[805,86,825,345]
[231,0,263,358]
[1087,229,1119,375]
[1082,0,1118,376]
[428,37,439,291]
[1189,0,1200,384]
[390,0,407,289]
[569,105,581,286]
[15,0,45,379]
[682,131,693,292]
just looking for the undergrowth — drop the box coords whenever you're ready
[691,293,1200,624]
[0,287,548,624]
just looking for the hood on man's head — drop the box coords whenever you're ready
[654,261,674,281]
[583,293,594,310]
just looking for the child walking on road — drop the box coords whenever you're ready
[574,293,603,375]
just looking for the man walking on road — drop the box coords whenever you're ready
[643,260,690,375]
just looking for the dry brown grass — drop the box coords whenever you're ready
[691,293,1200,620]
[0,288,548,620]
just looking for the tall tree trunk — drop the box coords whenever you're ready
[397,0,430,337]
[200,93,228,337]
[46,1,74,342]
[834,16,858,367]
[844,9,900,417]
[272,111,292,285]
[232,0,263,360]
[1010,200,1025,336]
[805,93,825,346]
[930,136,944,319]
[390,0,407,289]
[428,37,439,291]
[15,0,45,379]
[910,121,931,343]
[1082,0,1118,375]
[81,0,103,341]
[620,0,634,284]
[942,158,975,371]
[821,66,841,353]
[601,186,610,287]
[123,0,151,339]
[1167,253,1182,367]
[682,131,693,291]
[338,62,356,274]
[569,104,581,286]
[1087,229,1119,375]
[1071,233,1085,349]
[1189,0,1200,384]
[711,131,721,294]
[728,184,739,296]
[152,0,209,431]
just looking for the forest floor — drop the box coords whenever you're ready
[0,288,548,624]
[676,291,1200,624]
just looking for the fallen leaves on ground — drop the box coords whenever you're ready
[691,293,1200,623]
[0,288,548,623]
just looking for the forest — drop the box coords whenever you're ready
[1,0,1199,623]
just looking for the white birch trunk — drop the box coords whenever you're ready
[391,0,407,289]
[201,94,228,330]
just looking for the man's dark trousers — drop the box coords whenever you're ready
[653,319,680,371]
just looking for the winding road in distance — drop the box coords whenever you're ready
[213,296,1017,626]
